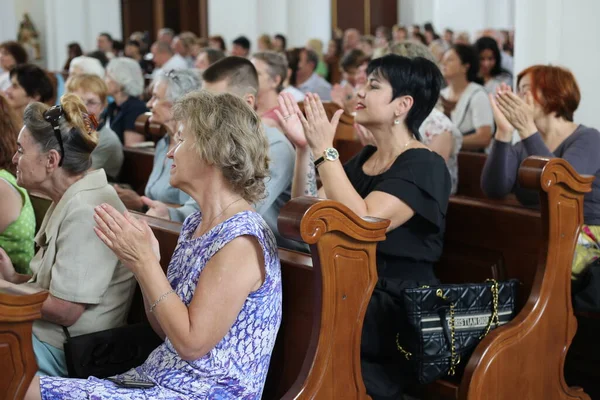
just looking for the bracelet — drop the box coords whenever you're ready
[149,289,175,313]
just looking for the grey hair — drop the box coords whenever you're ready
[252,51,288,93]
[154,69,202,102]
[23,94,98,175]
[69,56,105,78]
[106,57,145,97]
[158,28,175,38]
[386,40,438,64]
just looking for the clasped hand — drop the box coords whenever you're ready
[491,83,538,140]
[94,204,160,273]
[275,92,344,155]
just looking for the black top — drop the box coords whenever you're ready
[101,96,148,144]
[344,146,451,281]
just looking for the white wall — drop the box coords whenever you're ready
[208,0,330,52]
[514,0,600,128]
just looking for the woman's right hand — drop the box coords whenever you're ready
[0,247,16,282]
[275,92,308,148]
[489,83,515,142]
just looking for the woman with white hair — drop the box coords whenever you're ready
[68,56,105,78]
[102,57,147,145]
[115,69,201,210]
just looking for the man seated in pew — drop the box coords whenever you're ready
[0,94,136,377]
[115,69,200,211]
[0,93,35,274]
[25,90,282,400]
[66,74,123,180]
[143,57,302,252]
[482,65,600,279]
[276,55,451,399]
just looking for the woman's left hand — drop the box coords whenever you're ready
[93,204,160,273]
[299,93,344,155]
[496,89,538,139]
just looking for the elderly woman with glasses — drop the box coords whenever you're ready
[0,94,136,377]
[102,57,148,145]
[26,90,282,400]
[114,69,201,211]
[66,74,123,180]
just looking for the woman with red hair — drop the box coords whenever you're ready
[481,65,600,279]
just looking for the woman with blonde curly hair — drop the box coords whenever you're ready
[26,90,282,399]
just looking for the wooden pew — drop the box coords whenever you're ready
[0,287,48,400]
[29,192,52,234]
[132,198,388,399]
[119,147,155,195]
[134,112,167,144]
[411,156,592,400]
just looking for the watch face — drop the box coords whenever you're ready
[325,148,339,161]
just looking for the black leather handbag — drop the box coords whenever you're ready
[396,279,519,384]
[62,323,163,379]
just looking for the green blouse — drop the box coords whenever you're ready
[0,169,35,274]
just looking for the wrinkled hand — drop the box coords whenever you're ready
[275,92,308,148]
[142,197,170,220]
[0,248,16,282]
[354,123,376,147]
[489,83,514,141]
[114,185,144,210]
[94,204,160,272]
[495,84,537,139]
[298,93,344,155]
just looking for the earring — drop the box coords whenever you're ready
[394,119,400,125]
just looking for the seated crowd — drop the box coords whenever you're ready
[0,20,597,400]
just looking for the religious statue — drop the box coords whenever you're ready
[18,13,41,61]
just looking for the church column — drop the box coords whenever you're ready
[514,0,600,129]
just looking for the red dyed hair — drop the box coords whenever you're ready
[517,65,580,122]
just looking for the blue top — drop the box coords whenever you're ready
[481,125,600,225]
[102,96,148,144]
[145,135,190,205]
[39,210,283,399]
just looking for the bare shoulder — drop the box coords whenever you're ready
[0,179,22,231]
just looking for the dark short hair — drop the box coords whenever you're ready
[0,41,28,65]
[9,64,54,103]
[232,36,251,50]
[474,36,505,78]
[202,56,259,96]
[200,48,226,65]
[209,35,226,51]
[87,50,109,68]
[366,54,443,140]
[285,48,302,86]
[451,44,480,83]
[127,40,141,49]
[99,32,113,43]
[274,34,287,50]
[340,49,368,72]
[302,48,319,70]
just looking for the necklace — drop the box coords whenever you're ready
[195,197,243,238]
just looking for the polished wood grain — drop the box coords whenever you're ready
[0,288,47,400]
[134,112,167,143]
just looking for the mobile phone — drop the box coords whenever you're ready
[106,377,155,389]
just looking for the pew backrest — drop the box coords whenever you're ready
[134,112,167,144]
[119,147,155,196]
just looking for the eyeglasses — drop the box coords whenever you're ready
[43,105,65,166]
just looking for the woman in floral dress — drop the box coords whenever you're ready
[25,90,282,400]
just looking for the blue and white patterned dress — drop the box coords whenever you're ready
[39,211,283,399]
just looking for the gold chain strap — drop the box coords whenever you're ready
[479,279,500,339]
[396,333,412,360]
[436,289,461,375]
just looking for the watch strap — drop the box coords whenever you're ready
[314,156,326,169]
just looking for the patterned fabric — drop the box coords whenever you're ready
[40,210,282,400]
[0,169,35,274]
[573,224,600,280]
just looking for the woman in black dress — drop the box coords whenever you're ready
[276,54,451,399]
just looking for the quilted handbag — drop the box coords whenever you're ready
[396,279,520,384]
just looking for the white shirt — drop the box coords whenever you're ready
[282,86,305,102]
[0,72,11,92]
[297,73,332,101]
[153,54,189,78]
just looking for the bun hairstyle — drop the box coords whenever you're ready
[23,94,99,174]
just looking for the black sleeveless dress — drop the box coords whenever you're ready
[344,146,451,400]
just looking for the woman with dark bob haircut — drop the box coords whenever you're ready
[474,36,512,94]
[482,65,600,280]
[0,41,29,92]
[277,54,451,399]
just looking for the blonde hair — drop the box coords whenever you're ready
[387,40,438,64]
[306,38,324,57]
[23,93,98,174]
[258,34,273,50]
[66,74,109,104]
[172,90,269,204]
